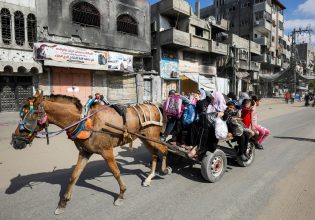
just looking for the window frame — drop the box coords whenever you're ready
[27,13,36,48]
[72,1,101,28]
[1,8,12,45]
[14,11,25,46]
[117,14,138,36]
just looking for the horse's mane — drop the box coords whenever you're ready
[45,94,83,111]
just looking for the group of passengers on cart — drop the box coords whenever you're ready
[161,89,270,161]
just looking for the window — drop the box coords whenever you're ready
[1,8,11,45]
[27,14,36,48]
[183,51,197,62]
[195,27,203,37]
[239,49,249,60]
[162,48,178,60]
[117,14,138,36]
[14,11,25,46]
[72,2,100,27]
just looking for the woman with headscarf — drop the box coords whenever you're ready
[188,90,225,158]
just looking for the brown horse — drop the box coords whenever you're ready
[11,91,169,215]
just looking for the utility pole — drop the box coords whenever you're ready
[290,26,313,93]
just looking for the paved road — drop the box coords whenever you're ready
[0,102,315,220]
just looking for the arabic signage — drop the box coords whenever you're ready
[33,43,133,72]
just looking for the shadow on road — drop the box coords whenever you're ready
[274,136,315,143]
[4,146,158,201]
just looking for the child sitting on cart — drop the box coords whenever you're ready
[223,101,250,161]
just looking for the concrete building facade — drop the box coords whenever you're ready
[201,0,288,97]
[151,0,230,99]
[0,0,42,111]
[34,0,158,105]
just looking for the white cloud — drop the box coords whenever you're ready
[297,0,315,17]
[285,19,315,30]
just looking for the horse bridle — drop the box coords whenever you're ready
[12,97,49,145]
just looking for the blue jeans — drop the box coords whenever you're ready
[163,117,177,137]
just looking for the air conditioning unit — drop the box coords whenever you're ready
[171,71,179,78]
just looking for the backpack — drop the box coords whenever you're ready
[229,117,245,136]
[163,95,183,117]
[182,104,196,126]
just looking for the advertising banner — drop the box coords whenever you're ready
[160,59,179,78]
[108,51,133,72]
[34,43,134,72]
[34,43,108,66]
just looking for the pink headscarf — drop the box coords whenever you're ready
[207,91,227,113]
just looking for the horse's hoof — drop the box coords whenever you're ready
[163,166,172,175]
[54,207,65,215]
[142,180,151,187]
[114,198,124,206]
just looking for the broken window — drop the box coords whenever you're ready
[27,14,36,48]
[1,8,11,45]
[117,14,138,36]
[72,2,100,27]
[14,11,25,46]
[195,27,203,37]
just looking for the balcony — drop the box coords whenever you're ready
[159,28,190,47]
[252,54,270,63]
[278,12,284,22]
[278,29,284,38]
[276,58,282,67]
[159,0,191,17]
[254,20,272,34]
[254,36,269,46]
[253,2,272,14]
[190,35,209,52]
[250,61,261,72]
[238,60,250,71]
[250,41,261,55]
[209,40,228,55]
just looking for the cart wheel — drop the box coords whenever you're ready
[236,142,255,167]
[201,149,227,183]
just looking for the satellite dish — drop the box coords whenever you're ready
[207,16,216,24]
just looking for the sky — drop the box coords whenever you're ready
[148,0,315,45]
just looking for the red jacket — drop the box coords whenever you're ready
[241,108,252,128]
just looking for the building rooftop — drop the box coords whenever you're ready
[273,0,286,10]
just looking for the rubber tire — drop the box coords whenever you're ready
[236,142,255,167]
[201,149,227,183]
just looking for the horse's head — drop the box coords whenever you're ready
[11,90,48,149]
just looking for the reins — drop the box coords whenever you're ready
[36,104,114,139]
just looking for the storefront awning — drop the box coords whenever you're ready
[259,68,290,82]
[182,73,216,91]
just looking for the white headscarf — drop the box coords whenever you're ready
[207,91,227,113]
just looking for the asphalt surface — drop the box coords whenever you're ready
[0,102,315,220]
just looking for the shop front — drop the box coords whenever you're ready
[0,50,42,112]
[34,43,136,104]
